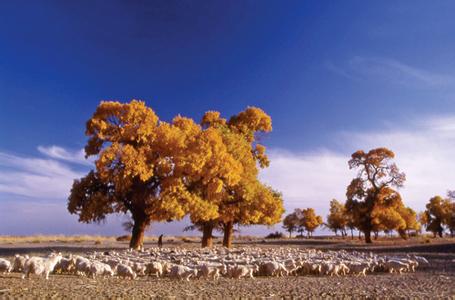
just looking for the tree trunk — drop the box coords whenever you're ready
[364,230,372,243]
[129,216,148,250]
[202,222,214,248]
[222,221,234,248]
[350,228,354,240]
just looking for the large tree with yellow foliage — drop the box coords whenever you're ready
[345,148,408,243]
[188,108,283,248]
[68,100,206,249]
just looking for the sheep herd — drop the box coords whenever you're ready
[0,247,429,281]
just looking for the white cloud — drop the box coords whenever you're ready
[328,57,455,89]
[37,145,93,165]
[261,115,455,219]
[260,149,352,215]
[0,152,84,198]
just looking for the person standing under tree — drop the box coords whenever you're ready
[158,234,163,248]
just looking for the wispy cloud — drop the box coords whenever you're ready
[327,57,455,89]
[0,151,85,199]
[37,145,93,165]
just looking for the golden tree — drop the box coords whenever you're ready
[398,207,421,237]
[326,199,348,237]
[423,195,452,237]
[446,191,455,237]
[418,211,430,234]
[68,100,203,249]
[187,107,283,248]
[297,208,323,238]
[346,148,406,243]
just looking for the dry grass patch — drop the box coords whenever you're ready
[0,235,117,244]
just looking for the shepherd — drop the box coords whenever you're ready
[158,234,163,248]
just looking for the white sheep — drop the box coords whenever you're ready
[75,256,92,276]
[0,258,12,274]
[131,262,147,276]
[227,264,257,279]
[89,261,114,278]
[385,260,409,274]
[169,265,197,281]
[117,264,137,280]
[54,255,77,274]
[260,261,288,277]
[347,262,369,277]
[22,253,63,280]
[145,261,163,278]
[12,254,29,272]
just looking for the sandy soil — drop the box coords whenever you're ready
[0,239,454,299]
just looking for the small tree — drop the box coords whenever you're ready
[298,208,323,238]
[399,207,420,237]
[423,195,452,237]
[326,199,348,236]
[446,191,455,238]
[282,212,299,238]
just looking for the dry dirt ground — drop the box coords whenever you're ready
[0,238,454,299]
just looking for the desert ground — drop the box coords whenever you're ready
[0,236,454,299]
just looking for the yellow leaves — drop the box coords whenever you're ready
[327,199,348,231]
[208,179,224,197]
[228,107,272,141]
[299,208,323,232]
[201,111,226,128]
[85,100,158,156]
[254,144,269,168]
[96,143,153,186]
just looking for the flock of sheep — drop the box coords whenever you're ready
[0,247,429,281]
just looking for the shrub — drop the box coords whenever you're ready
[116,235,131,242]
[265,231,284,239]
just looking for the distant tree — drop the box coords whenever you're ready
[326,199,348,237]
[346,148,406,243]
[398,207,421,237]
[282,212,299,238]
[423,195,453,237]
[447,191,455,238]
[418,211,430,234]
[344,205,357,239]
[298,208,323,238]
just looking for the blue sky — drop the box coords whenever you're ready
[1,1,455,236]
